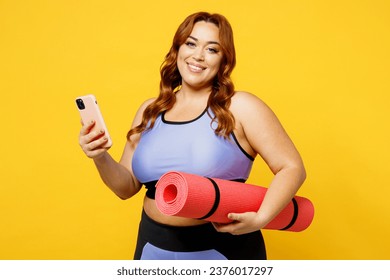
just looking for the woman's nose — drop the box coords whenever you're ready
[192,48,205,61]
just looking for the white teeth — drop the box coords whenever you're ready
[188,64,204,72]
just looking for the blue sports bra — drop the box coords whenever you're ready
[132,108,254,198]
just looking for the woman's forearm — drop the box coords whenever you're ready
[256,165,306,228]
[93,152,140,200]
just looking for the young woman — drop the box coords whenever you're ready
[79,12,306,260]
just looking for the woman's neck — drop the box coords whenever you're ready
[176,84,212,104]
[164,85,211,121]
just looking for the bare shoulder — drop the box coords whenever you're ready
[229,91,301,173]
[230,91,276,124]
[132,97,156,127]
[138,97,157,114]
[122,97,157,160]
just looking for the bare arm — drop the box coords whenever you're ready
[214,91,306,234]
[78,99,154,199]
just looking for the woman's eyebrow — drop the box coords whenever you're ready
[188,35,220,45]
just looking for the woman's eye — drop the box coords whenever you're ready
[207,47,219,54]
[185,41,196,47]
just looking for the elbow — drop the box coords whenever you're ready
[296,160,307,185]
[114,178,140,200]
[274,160,307,184]
[118,194,132,200]
[116,185,139,200]
[300,166,307,184]
[282,162,307,186]
[116,189,135,200]
[291,156,307,185]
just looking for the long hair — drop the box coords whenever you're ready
[127,12,236,141]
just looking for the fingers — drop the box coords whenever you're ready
[79,120,109,158]
[80,120,95,136]
[85,134,108,150]
[212,213,242,235]
[82,139,109,159]
[228,213,241,222]
[212,222,240,235]
[212,212,260,235]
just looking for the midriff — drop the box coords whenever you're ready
[143,196,209,226]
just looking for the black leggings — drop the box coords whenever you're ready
[134,210,267,260]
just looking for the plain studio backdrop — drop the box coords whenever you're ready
[0,0,389,259]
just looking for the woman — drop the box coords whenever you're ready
[79,12,306,260]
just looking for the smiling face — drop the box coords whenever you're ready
[177,21,223,91]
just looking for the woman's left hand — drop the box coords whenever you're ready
[212,212,264,235]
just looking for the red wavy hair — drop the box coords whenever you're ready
[127,12,236,140]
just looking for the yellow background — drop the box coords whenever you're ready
[1,0,389,259]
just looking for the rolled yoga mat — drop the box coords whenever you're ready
[155,171,314,232]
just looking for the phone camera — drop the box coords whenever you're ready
[76,99,85,110]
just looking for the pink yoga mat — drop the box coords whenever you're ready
[155,171,314,232]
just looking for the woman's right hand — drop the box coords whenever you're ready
[79,120,111,159]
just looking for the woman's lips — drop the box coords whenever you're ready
[187,63,206,73]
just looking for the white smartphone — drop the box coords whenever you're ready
[75,94,112,148]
